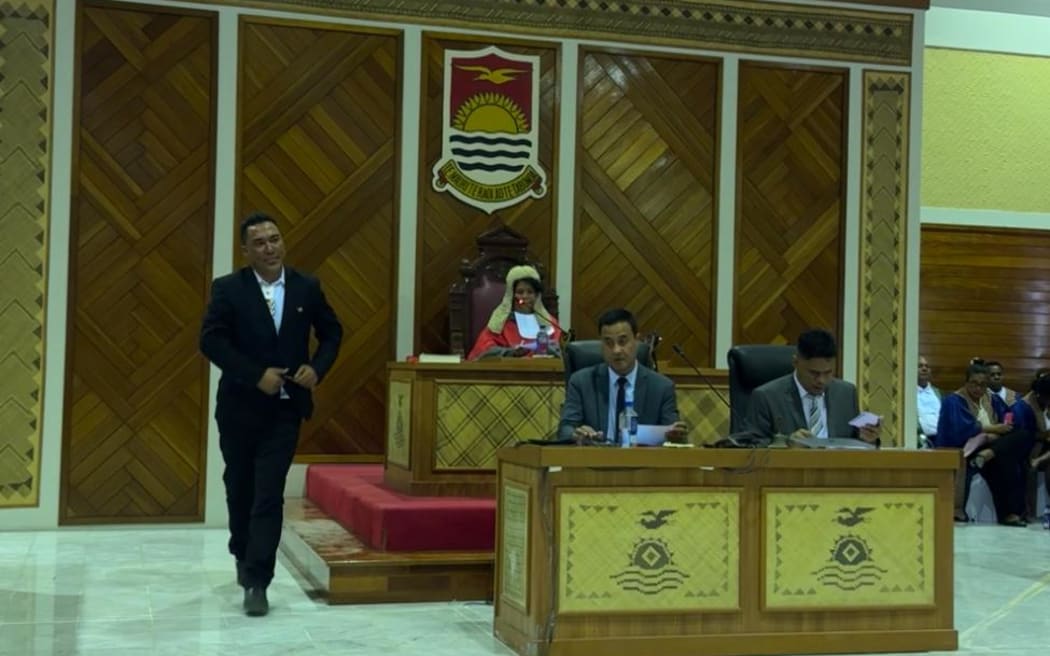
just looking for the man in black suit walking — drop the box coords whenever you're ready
[200,212,342,616]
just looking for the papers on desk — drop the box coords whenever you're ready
[633,425,672,446]
[788,435,876,450]
[417,353,462,364]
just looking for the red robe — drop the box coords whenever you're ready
[467,316,561,361]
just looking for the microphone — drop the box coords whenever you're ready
[516,297,564,442]
[671,344,766,447]
[516,298,566,335]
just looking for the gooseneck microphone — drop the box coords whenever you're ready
[671,344,731,409]
[516,297,563,442]
[516,298,566,336]
[671,344,759,446]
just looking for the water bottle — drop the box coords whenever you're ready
[535,328,549,356]
[619,398,638,448]
[1042,505,1049,530]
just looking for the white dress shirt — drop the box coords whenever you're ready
[254,268,286,333]
[254,268,287,398]
[917,384,941,437]
[606,363,639,444]
[794,373,828,438]
[514,311,540,339]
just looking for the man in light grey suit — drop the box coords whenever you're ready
[745,329,880,444]
[559,308,688,444]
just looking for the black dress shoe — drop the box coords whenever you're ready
[243,587,269,617]
[236,561,246,587]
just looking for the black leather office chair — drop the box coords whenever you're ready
[563,335,658,386]
[726,345,795,432]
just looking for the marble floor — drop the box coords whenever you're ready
[1,523,1047,656]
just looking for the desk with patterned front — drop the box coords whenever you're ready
[494,446,958,656]
[384,361,731,497]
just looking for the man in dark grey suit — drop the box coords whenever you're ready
[745,329,880,443]
[558,308,687,444]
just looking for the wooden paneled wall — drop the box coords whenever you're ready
[415,35,559,354]
[734,62,847,348]
[62,3,216,523]
[236,18,401,458]
[572,50,720,363]
[920,225,1050,393]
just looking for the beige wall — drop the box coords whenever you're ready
[922,4,1050,223]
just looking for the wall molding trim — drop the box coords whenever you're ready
[229,0,915,65]
[921,207,1050,230]
[857,70,910,446]
[0,0,54,508]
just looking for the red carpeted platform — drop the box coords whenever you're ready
[305,465,495,552]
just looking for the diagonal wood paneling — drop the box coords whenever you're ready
[734,62,847,348]
[920,225,1050,392]
[237,18,400,458]
[416,34,558,354]
[573,50,719,361]
[62,3,216,524]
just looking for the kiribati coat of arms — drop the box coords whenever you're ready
[431,46,548,214]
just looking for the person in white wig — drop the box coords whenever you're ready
[467,264,562,360]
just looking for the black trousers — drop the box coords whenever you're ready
[218,398,301,588]
[973,429,1034,522]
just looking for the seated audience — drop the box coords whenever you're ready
[936,360,1025,526]
[467,265,562,360]
[744,329,880,444]
[987,361,1018,405]
[917,355,941,448]
[1018,370,1050,525]
[558,308,687,444]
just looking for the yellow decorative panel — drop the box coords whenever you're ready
[858,71,909,446]
[765,489,935,609]
[436,383,563,469]
[386,381,411,469]
[558,489,739,612]
[500,483,530,611]
[676,386,730,445]
[923,48,1050,213]
[0,0,52,508]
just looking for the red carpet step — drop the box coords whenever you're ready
[305,465,495,552]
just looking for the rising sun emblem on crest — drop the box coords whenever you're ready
[452,92,529,134]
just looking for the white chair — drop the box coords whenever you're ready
[965,471,1048,524]
[965,473,997,523]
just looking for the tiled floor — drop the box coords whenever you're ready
[1,523,1047,655]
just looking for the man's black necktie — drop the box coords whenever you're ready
[615,377,627,439]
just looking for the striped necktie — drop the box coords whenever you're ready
[807,394,825,437]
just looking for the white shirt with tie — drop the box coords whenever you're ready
[254,268,288,398]
[606,363,639,444]
[794,373,828,438]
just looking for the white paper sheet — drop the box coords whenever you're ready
[633,424,672,446]
[849,411,881,428]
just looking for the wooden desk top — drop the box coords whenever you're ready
[498,445,959,471]
[388,358,729,381]
[388,357,564,372]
